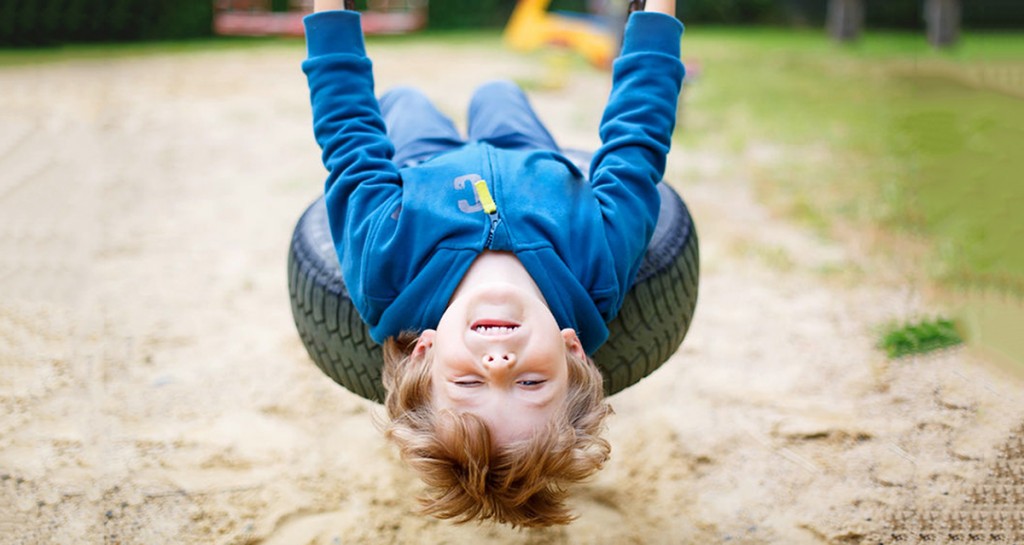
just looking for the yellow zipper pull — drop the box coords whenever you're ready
[473,180,497,214]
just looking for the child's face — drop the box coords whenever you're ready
[415,282,585,447]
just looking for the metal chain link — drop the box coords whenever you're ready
[628,0,647,14]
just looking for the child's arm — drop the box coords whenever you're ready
[302,7,401,324]
[589,10,684,315]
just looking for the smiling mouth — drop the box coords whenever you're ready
[471,320,520,336]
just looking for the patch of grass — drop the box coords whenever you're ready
[879,318,964,358]
[684,27,1024,61]
[680,28,1024,287]
[675,27,1024,366]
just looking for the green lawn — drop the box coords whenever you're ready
[675,28,1023,367]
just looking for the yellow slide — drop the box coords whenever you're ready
[503,0,617,69]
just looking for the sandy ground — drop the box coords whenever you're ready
[1,39,1022,544]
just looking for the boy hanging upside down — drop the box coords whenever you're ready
[302,0,684,527]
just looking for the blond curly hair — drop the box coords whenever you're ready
[380,332,612,527]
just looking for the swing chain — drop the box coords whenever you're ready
[628,0,646,14]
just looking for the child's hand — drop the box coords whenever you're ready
[313,0,349,12]
[644,0,676,17]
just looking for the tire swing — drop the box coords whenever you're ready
[288,152,699,402]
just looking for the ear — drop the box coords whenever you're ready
[412,330,436,362]
[561,329,586,360]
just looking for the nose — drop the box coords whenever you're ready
[482,352,516,369]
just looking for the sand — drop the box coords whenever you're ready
[1,39,1022,545]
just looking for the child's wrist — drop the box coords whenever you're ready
[304,10,366,57]
[622,11,683,57]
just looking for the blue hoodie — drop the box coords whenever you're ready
[302,11,684,355]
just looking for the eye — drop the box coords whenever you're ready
[517,380,546,388]
[453,380,483,388]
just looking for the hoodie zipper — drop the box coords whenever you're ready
[473,179,501,248]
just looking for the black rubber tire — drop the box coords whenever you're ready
[288,167,699,401]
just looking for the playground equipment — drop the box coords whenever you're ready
[289,151,699,402]
[214,0,428,37]
[503,0,620,69]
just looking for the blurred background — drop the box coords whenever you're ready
[0,0,1019,43]
[1,0,1023,43]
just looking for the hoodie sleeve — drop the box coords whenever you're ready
[301,10,402,326]
[589,11,685,317]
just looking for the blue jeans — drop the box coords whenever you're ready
[378,80,561,168]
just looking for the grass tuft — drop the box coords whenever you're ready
[879,317,964,358]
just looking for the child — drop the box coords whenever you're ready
[302,0,684,527]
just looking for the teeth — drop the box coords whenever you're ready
[474,325,517,335]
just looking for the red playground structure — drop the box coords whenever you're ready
[214,0,428,36]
